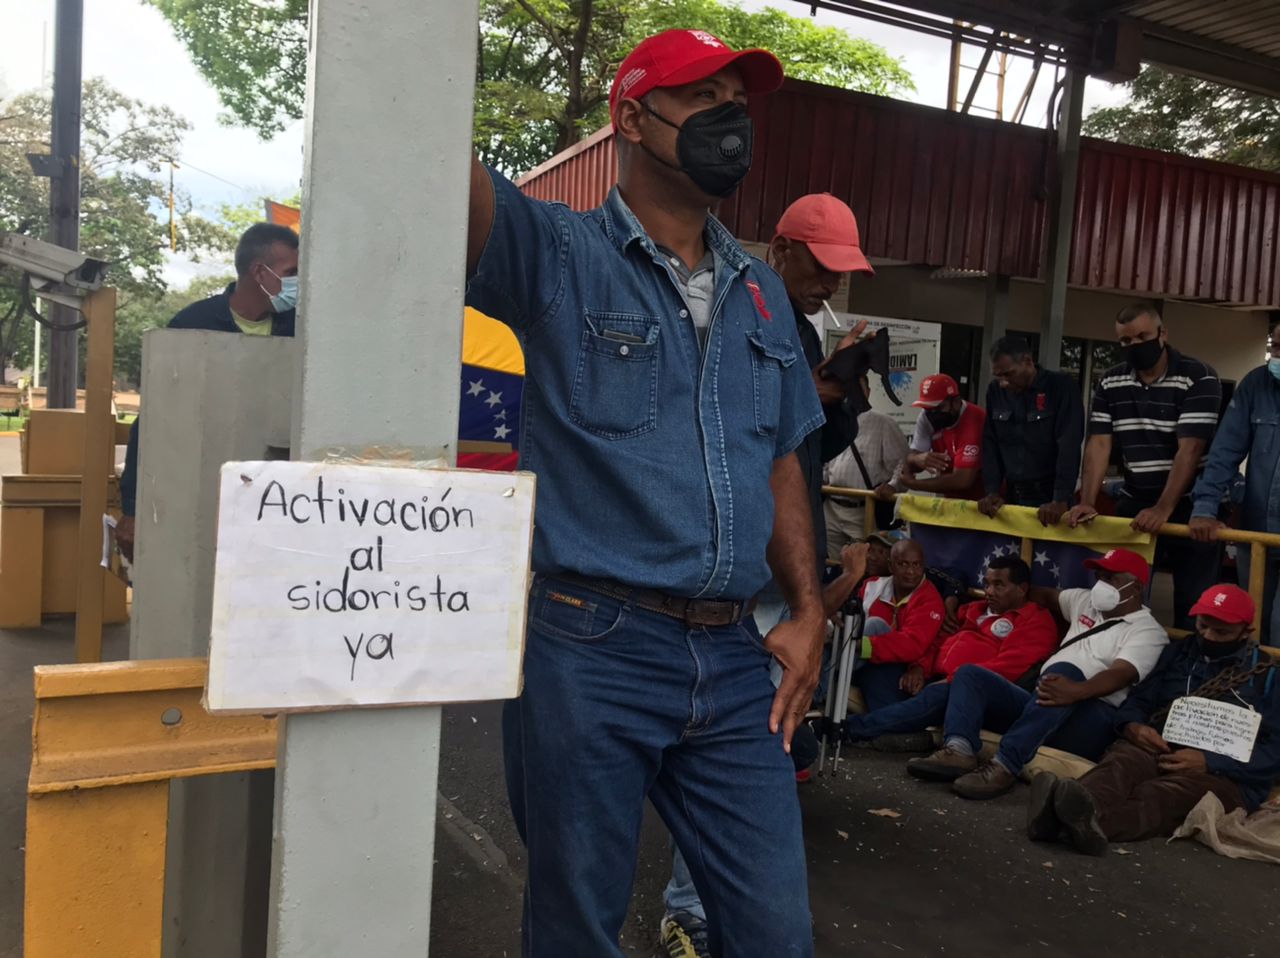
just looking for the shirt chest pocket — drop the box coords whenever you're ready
[1251,414,1280,457]
[747,330,798,438]
[569,310,660,440]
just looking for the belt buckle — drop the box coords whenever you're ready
[684,599,737,626]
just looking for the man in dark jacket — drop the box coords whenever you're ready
[117,223,299,558]
[1027,583,1279,855]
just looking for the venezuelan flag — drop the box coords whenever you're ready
[264,203,523,470]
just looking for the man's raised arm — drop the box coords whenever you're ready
[467,155,496,278]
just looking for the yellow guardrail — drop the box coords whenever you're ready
[24,658,277,958]
[822,485,1280,635]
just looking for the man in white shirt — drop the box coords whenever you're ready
[905,548,1168,799]
[824,374,909,557]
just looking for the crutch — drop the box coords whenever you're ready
[817,596,863,776]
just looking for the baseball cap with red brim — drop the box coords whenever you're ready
[1189,584,1255,625]
[775,193,874,275]
[911,374,960,409]
[609,29,784,120]
[1083,548,1151,587]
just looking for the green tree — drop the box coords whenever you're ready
[113,273,233,386]
[148,0,913,174]
[1,78,237,372]
[1084,66,1280,173]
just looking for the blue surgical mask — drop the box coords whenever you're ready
[260,267,299,313]
[1268,357,1280,381]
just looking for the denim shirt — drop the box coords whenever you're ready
[1191,366,1280,532]
[466,168,823,599]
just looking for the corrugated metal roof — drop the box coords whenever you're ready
[517,78,1280,306]
[1127,0,1280,61]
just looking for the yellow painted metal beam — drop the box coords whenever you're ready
[29,658,277,793]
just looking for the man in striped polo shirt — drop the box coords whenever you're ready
[1066,302,1222,630]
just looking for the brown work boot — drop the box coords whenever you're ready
[906,745,978,782]
[1053,778,1109,856]
[952,759,1018,800]
[1026,771,1062,842]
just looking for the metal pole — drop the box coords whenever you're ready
[46,0,83,409]
[73,286,114,663]
[267,1,479,954]
[978,272,1009,397]
[1039,67,1084,372]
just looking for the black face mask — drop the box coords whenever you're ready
[643,101,754,198]
[1127,337,1165,371]
[926,408,959,431]
[1198,635,1249,659]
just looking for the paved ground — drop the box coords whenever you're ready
[0,431,1273,956]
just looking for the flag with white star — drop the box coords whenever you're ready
[457,308,523,471]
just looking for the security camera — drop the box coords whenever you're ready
[0,232,108,293]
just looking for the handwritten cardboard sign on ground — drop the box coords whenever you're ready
[207,461,535,713]
[1163,696,1262,763]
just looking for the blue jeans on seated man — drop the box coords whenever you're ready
[506,578,811,958]
[663,597,817,931]
[845,679,954,741]
[940,662,1119,773]
[851,617,910,713]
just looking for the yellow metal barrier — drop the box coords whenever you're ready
[25,659,277,958]
[822,484,1280,634]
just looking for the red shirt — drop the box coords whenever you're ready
[911,402,986,500]
[859,576,945,664]
[917,600,1060,683]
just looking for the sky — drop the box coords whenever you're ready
[2,0,1132,285]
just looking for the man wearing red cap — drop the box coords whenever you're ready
[1028,584,1280,855]
[465,29,820,957]
[906,548,1168,799]
[890,373,986,501]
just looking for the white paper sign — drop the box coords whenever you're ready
[207,461,535,713]
[1162,696,1262,763]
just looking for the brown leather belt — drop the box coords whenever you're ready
[827,496,865,509]
[549,573,757,627]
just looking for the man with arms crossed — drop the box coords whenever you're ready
[466,30,822,958]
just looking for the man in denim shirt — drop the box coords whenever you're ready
[465,30,824,958]
[1190,318,1280,643]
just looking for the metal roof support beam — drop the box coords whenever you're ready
[1040,67,1084,372]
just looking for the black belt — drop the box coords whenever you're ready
[549,573,757,627]
[827,496,865,509]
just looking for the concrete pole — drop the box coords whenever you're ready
[1039,68,1084,372]
[978,273,1009,397]
[267,1,478,954]
[46,0,83,408]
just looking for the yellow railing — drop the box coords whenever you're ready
[24,659,277,958]
[822,484,1280,635]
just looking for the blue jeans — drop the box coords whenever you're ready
[505,577,812,958]
[1236,544,1280,646]
[851,618,907,712]
[941,663,1119,774]
[846,680,953,740]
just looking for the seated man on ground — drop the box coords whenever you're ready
[845,556,1059,748]
[1027,584,1280,855]
[906,548,1169,800]
[851,538,946,711]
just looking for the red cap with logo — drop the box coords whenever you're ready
[1189,584,1255,625]
[774,194,874,275]
[609,29,784,121]
[1083,548,1151,587]
[912,373,960,409]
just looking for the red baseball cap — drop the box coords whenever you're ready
[1189,584,1255,625]
[1083,548,1151,587]
[774,194,874,275]
[912,374,960,409]
[609,30,784,120]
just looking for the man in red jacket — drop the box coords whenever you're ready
[851,538,947,711]
[846,556,1059,746]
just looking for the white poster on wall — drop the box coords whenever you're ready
[206,460,535,714]
[824,312,942,439]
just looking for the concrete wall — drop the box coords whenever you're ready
[845,265,1271,385]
